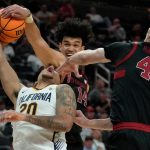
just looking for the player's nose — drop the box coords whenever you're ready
[47,66,54,72]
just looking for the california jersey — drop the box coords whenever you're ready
[12,85,67,150]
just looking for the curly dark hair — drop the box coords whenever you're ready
[55,18,92,45]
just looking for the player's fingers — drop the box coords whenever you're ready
[0,8,4,15]
[11,13,23,19]
[56,64,65,73]
[2,5,17,12]
[74,118,80,123]
[60,73,67,83]
[1,9,16,18]
[76,110,82,116]
[74,118,84,127]
[74,70,82,78]
[1,6,18,17]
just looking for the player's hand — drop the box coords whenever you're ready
[0,42,2,49]
[0,42,7,49]
[56,59,82,82]
[0,110,25,122]
[0,4,30,19]
[74,110,89,128]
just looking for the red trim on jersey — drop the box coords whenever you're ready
[113,122,150,133]
[115,42,138,67]
[114,69,126,80]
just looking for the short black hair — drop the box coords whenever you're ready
[55,18,92,45]
[85,136,93,141]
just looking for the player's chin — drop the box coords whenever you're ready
[42,74,53,80]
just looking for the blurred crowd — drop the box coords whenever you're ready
[0,0,150,149]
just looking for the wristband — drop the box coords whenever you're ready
[25,13,33,23]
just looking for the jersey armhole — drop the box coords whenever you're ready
[115,42,138,67]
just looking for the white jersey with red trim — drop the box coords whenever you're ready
[12,85,66,150]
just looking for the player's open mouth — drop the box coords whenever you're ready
[47,67,53,73]
[66,54,73,57]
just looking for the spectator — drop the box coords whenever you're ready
[86,6,104,27]
[130,23,144,41]
[88,79,105,106]
[91,129,106,150]
[108,18,126,41]
[86,105,96,119]
[4,44,15,61]
[83,136,97,150]
[27,54,42,73]
[58,0,75,21]
[36,4,53,23]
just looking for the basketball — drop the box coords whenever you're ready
[0,16,25,43]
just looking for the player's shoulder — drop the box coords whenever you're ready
[56,84,73,91]
[56,84,76,101]
[18,85,29,95]
[56,84,75,96]
[106,41,131,48]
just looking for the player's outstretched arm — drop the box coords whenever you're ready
[75,110,112,131]
[0,85,76,132]
[0,43,22,104]
[66,48,110,65]
[57,48,110,76]
[1,4,66,68]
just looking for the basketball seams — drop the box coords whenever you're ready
[0,30,22,38]
[3,21,25,31]
[0,16,25,43]
[0,17,12,34]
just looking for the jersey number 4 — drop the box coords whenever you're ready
[136,56,150,81]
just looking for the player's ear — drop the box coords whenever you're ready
[81,45,85,50]
[58,43,62,50]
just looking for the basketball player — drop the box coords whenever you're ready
[57,28,150,150]
[1,5,92,150]
[0,42,77,150]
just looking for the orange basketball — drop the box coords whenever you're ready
[0,16,25,43]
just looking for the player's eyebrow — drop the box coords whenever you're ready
[63,40,81,44]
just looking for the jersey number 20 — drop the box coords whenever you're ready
[136,56,150,81]
[20,102,37,115]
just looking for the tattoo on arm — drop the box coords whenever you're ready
[24,85,76,132]
[56,84,77,117]
[25,115,66,131]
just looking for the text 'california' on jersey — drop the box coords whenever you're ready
[12,85,66,150]
[104,42,150,124]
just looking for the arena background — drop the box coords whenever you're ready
[0,0,150,149]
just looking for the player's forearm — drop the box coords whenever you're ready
[25,21,66,67]
[25,22,51,66]
[68,48,108,65]
[24,114,73,132]
[25,22,41,47]
[0,46,21,104]
[144,28,150,42]
[87,118,112,131]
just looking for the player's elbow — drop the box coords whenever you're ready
[63,117,74,132]
[65,121,73,132]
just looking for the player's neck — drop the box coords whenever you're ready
[33,81,50,90]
